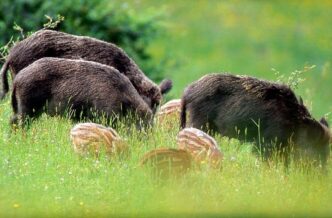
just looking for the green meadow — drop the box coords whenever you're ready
[1,1,332,217]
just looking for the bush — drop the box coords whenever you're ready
[0,0,166,80]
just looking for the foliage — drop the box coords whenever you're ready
[0,37,15,63]
[272,65,316,90]
[0,0,167,80]
[43,14,65,29]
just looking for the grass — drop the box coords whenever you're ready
[1,1,332,217]
[1,99,332,217]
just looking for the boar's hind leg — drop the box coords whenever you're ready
[10,101,30,128]
[10,87,24,128]
[10,91,40,128]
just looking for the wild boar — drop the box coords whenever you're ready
[180,73,331,167]
[155,99,181,129]
[11,57,153,128]
[140,148,193,178]
[0,29,172,110]
[177,127,223,169]
[70,122,128,158]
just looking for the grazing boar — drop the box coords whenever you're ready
[180,73,331,167]
[140,148,193,178]
[0,29,172,110]
[70,122,128,158]
[177,127,223,169]
[11,57,153,128]
[156,99,181,129]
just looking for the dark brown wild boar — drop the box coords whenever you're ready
[0,29,172,110]
[180,73,331,167]
[11,57,153,128]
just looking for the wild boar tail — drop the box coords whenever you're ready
[180,97,187,129]
[11,86,18,113]
[0,61,9,99]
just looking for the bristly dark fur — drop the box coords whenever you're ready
[11,57,153,128]
[0,29,172,109]
[180,73,331,167]
[159,79,173,94]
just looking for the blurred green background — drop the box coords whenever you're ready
[1,0,331,116]
[139,0,332,118]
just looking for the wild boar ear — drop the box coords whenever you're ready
[159,79,173,95]
[320,117,329,127]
